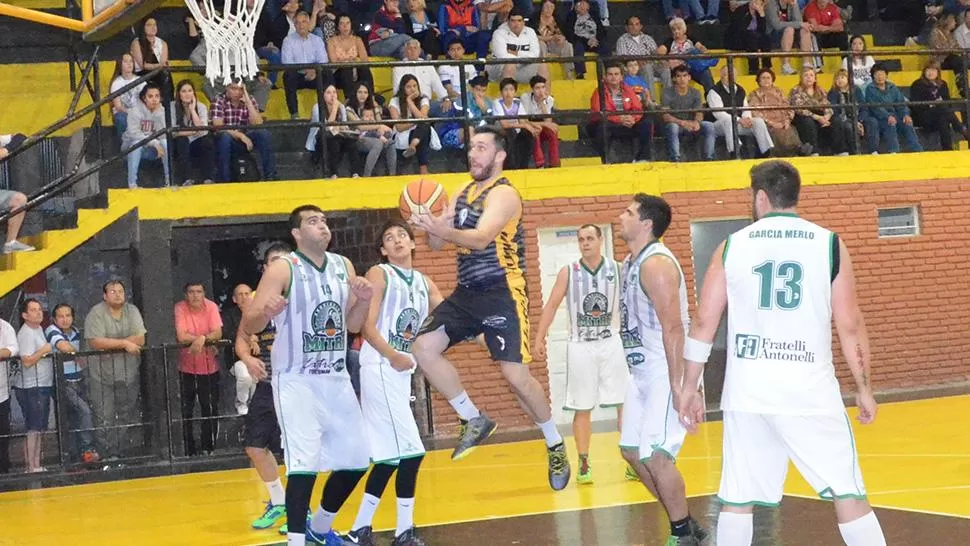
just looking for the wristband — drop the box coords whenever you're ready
[683,337,713,364]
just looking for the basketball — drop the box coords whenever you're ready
[399,179,448,221]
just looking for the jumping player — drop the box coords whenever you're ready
[410,126,571,490]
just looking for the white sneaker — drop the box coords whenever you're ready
[782,63,796,75]
[601,18,610,26]
[3,240,35,253]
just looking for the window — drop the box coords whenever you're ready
[877,206,920,238]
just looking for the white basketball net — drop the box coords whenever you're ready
[185,0,266,85]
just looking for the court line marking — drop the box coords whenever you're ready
[784,492,970,520]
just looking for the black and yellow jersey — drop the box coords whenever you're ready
[454,177,526,290]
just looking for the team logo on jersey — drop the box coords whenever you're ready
[735,333,816,362]
[618,302,642,349]
[390,308,421,353]
[735,334,762,359]
[303,301,345,353]
[578,292,611,329]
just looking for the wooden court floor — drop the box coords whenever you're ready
[0,395,968,545]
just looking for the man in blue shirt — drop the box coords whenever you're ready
[46,304,99,464]
[281,10,333,119]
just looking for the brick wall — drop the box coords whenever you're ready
[417,179,970,437]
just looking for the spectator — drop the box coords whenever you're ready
[211,81,278,182]
[45,303,99,464]
[863,64,923,154]
[369,0,411,58]
[327,14,374,98]
[725,0,773,75]
[438,0,491,60]
[662,65,716,161]
[122,83,169,189]
[13,299,52,473]
[475,0,512,31]
[767,0,812,75]
[253,0,293,87]
[623,59,654,106]
[520,75,560,168]
[309,0,337,39]
[282,11,332,120]
[0,317,15,474]
[346,83,398,177]
[130,18,173,103]
[171,80,215,185]
[662,0,720,24]
[841,34,875,89]
[306,84,361,178]
[910,62,968,151]
[955,9,970,48]
[533,0,575,80]
[405,0,442,58]
[0,183,33,253]
[588,62,653,163]
[392,39,449,107]
[803,0,848,52]
[174,282,223,456]
[789,67,850,155]
[707,64,774,158]
[661,17,716,92]
[614,16,670,95]
[748,67,812,155]
[564,0,606,81]
[494,77,539,169]
[221,283,257,415]
[334,0,378,30]
[827,68,871,154]
[84,280,147,458]
[928,14,968,95]
[487,8,549,84]
[109,53,145,139]
[187,1,210,68]
[390,74,436,174]
[438,41,479,99]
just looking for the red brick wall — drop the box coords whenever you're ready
[416,180,970,437]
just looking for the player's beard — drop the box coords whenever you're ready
[470,155,498,181]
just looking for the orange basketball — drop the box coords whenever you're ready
[399,179,448,221]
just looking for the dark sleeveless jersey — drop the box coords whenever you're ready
[454,177,526,289]
[256,320,276,378]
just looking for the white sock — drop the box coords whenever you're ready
[536,418,563,448]
[838,511,886,546]
[716,511,754,546]
[352,493,381,531]
[309,508,337,534]
[448,391,481,421]
[265,478,285,506]
[287,533,307,546]
[396,497,415,537]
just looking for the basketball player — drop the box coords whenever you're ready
[678,160,885,546]
[344,220,444,546]
[617,194,706,545]
[235,242,290,531]
[409,126,571,490]
[533,224,630,485]
[241,205,373,546]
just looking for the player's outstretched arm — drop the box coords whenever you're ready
[241,258,291,337]
[533,267,568,362]
[679,241,728,433]
[831,238,877,425]
[344,257,374,334]
[641,255,688,397]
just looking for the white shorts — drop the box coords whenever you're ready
[272,373,371,474]
[618,368,686,461]
[359,362,425,464]
[718,411,867,506]
[564,337,629,411]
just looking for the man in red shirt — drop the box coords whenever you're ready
[174,281,223,456]
[803,0,847,50]
[587,62,654,163]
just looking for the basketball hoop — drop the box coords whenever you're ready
[184,0,265,85]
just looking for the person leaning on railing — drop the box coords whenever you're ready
[174,282,223,457]
[0,316,17,475]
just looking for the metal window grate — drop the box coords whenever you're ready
[877,206,920,238]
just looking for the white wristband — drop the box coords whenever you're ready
[683,337,713,364]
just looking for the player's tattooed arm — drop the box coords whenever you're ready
[831,238,873,395]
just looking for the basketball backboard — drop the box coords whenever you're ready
[0,0,166,42]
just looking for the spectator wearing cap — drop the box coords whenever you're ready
[487,8,549,84]
[211,81,279,182]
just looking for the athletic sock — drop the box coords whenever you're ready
[670,516,691,537]
[838,511,887,546]
[448,391,481,421]
[309,508,337,535]
[716,512,753,546]
[396,497,415,537]
[265,478,285,506]
[352,493,381,531]
[287,533,307,546]
[536,418,563,448]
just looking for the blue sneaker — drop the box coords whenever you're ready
[306,519,344,546]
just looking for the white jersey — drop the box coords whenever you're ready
[722,213,843,415]
[564,258,621,342]
[359,264,431,366]
[619,242,689,376]
[271,251,351,377]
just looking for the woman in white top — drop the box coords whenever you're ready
[493,77,539,169]
[170,80,215,185]
[306,84,360,178]
[389,74,434,175]
[109,53,145,138]
[841,34,875,89]
[131,18,173,102]
[956,10,970,49]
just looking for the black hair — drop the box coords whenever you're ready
[473,125,507,152]
[264,241,293,264]
[103,280,125,294]
[377,219,415,262]
[633,193,672,239]
[749,160,801,209]
[289,204,325,231]
[870,61,889,79]
[173,79,201,130]
[529,75,547,88]
[52,303,74,319]
[20,297,41,317]
[578,224,602,238]
[183,281,205,293]
[509,7,524,18]
[756,66,776,82]
[395,74,423,119]
[499,77,518,91]
[139,81,162,102]
[671,64,691,77]
[604,61,624,72]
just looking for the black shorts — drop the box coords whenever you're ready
[815,32,848,50]
[244,381,281,452]
[418,280,531,364]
